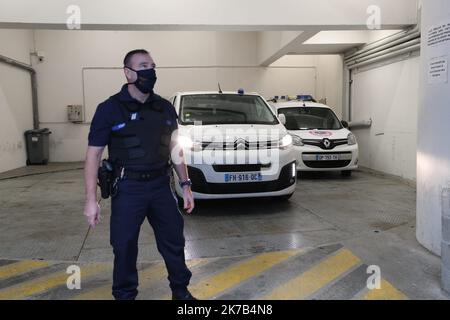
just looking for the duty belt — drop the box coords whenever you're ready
[118,167,168,181]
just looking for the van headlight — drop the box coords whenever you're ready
[291,134,304,146]
[178,136,193,149]
[279,134,293,150]
[348,133,357,146]
[178,136,202,151]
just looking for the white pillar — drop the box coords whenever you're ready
[417,0,450,293]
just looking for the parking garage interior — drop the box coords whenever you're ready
[0,0,449,301]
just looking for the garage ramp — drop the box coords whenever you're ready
[0,243,406,300]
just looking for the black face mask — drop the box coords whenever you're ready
[126,67,157,94]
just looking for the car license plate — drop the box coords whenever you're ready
[316,154,340,161]
[224,173,263,183]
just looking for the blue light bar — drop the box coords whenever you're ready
[297,95,315,101]
[238,88,244,95]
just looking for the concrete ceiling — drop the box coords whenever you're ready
[257,29,407,66]
[0,0,417,65]
[285,30,403,56]
[0,0,418,30]
[287,44,366,55]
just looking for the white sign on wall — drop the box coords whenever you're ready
[427,19,450,85]
[428,56,448,84]
[427,21,450,47]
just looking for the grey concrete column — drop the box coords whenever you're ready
[442,189,450,292]
[416,0,450,294]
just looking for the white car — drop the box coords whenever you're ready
[169,90,297,200]
[269,97,359,176]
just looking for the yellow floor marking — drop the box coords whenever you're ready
[262,249,361,300]
[72,262,166,300]
[71,258,208,300]
[70,285,113,300]
[0,262,110,300]
[183,258,217,276]
[0,260,51,280]
[178,249,302,300]
[362,279,408,300]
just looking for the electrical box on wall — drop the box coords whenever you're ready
[67,105,84,123]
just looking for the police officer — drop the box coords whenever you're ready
[83,49,196,300]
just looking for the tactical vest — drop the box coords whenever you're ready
[108,93,173,168]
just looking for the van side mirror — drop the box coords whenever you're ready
[278,114,286,125]
[341,120,349,128]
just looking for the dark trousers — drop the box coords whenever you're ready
[110,174,191,300]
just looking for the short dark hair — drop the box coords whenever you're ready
[123,49,149,67]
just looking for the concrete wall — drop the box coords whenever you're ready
[30,31,254,162]
[0,29,35,173]
[417,0,450,262]
[24,30,342,164]
[350,55,420,181]
[0,29,345,169]
[270,55,344,118]
[257,31,303,65]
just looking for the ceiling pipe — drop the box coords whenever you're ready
[345,24,420,61]
[345,31,420,64]
[347,43,420,70]
[346,38,421,67]
[0,54,39,130]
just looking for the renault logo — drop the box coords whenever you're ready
[323,139,332,149]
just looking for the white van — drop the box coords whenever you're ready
[270,97,359,176]
[169,91,297,200]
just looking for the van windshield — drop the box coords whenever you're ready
[179,94,279,125]
[278,107,342,130]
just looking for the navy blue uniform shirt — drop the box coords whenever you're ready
[88,84,178,170]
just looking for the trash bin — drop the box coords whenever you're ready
[24,128,51,165]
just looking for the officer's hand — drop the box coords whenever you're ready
[182,187,195,214]
[84,200,102,228]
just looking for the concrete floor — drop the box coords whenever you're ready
[0,163,448,300]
